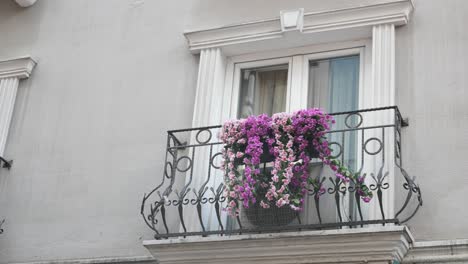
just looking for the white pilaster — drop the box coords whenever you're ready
[372,24,395,107]
[0,57,36,157]
[370,24,396,219]
[0,77,19,156]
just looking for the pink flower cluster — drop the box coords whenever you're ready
[220,108,373,216]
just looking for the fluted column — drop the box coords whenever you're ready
[370,24,396,219]
[0,77,20,156]
[0,57,36,157]
[372,24,395,106]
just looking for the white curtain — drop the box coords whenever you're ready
[305,55,360,224]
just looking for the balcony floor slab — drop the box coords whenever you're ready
[143,225,414,264]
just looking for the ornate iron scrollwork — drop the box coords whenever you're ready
[140,106,422,239]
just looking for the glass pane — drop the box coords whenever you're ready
[308,55,359,169]
[305,55,360,223]
[237,64,288,118]
[308,55,359,112]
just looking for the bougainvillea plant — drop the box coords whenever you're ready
[219,108,373,216]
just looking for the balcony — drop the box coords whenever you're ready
[141,106,422,264]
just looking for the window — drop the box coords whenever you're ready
[308,55,359,112]
[231,48,366,223]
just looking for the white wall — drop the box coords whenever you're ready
[0,1,198,263]
[396,0,468,240]
[0,0,467,263]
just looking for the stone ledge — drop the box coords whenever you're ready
[144,225,414,264]
[403,239,468,263]
[10,255,156,264]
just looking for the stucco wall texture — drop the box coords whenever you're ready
[0,0,467,263]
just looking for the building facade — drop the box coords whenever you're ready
[0,0,467,263]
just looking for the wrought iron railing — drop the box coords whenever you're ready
[141,106,422,239]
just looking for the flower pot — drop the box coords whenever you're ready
[242,203,297,227]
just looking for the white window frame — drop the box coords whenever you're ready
[229,57,293,118]
[223,40,372,120]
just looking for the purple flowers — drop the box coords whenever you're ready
[220,108,373,216]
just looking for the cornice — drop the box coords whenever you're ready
[144,226,414,264]
[0,56,37,79]
[10,256,156,264]
[403,239,468,263]
[184,0,414,53]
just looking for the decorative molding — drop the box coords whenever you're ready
[280,8,304,32]
[0,56,36,157]
[403,239,468,263]
[184,0,413,53]
[10,255,156,264]
[371,24,395,104]
[0,57,37,79]
[144,226,414,264]
[14,0,38,8]
[0,77,20,156]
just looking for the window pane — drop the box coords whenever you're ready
[305,55,360,223]
[308,55,359,112]
[237,64,288,118]
[307,55,360,169]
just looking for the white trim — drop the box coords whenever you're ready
[367,24,396,220]
[144,226,414,264]
[403,239,468,263]
[227,39,370,64]
[0,77,20,156]
[184,0,413,54]
[0,56,36,79]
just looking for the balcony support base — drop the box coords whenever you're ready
[144,225,414,264]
